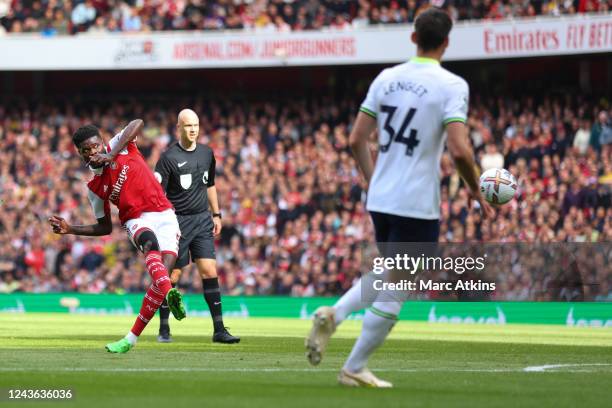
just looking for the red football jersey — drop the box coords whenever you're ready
[87,131,172,225]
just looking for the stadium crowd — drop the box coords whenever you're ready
[0,90,610,300]
[0,0,610,35]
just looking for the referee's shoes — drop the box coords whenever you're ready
[213,327,240,344]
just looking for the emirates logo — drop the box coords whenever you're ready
[109,165,129,203]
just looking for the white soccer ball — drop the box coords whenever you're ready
[479,168,517,205]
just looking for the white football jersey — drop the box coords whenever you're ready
[361,57,469,220]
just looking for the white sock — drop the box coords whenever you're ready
[342,290,406,373]
[125,331,138,345]
[343,308,397,373]
[334,273,379,325]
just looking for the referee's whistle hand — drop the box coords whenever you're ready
[213,218,222,236]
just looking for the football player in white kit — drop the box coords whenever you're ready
[305,7,494,387]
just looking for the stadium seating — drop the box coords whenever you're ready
[0,0,610,35]
[0,93,610,298]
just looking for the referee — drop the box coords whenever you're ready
[154,108,239,344]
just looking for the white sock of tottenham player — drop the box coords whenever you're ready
[343,290,406,373]
[334,272,379,325]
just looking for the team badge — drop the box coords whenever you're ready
[180,174,192,189]
[110,162,117,170]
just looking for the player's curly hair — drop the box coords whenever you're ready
[414,8,453,52]
[72,124,100,147]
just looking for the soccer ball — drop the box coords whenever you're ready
[479,168,517,205]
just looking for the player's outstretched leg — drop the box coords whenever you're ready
[338,367,393,388]
[333,274,380,325]
[337,307,397,388]
[106,282,166,353]
[338,290,404,387]
[305,306,336,365]
[306,274,378,365]
[106,249,182,353]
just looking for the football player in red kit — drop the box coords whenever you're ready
[48,119,186,353]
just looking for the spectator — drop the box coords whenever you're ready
[88,16,110,34]
[596,110,612,147]
[573,118,591,155]
[51,9,70,36]
[480,143,505,170]
[71,0,97,33]
[591,110,612,151]
[122,7,142,32]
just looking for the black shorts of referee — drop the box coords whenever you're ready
[175,210,216,269]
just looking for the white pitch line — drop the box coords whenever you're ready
[523,363,612,372]
[0,366,608,373]
[0,367,511,373]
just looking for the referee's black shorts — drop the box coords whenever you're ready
[175,211,216,269]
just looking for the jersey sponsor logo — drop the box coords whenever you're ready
[109,164,130,203]
[180,174,192,189]
[203,171,209,184]
[178,161,187,168]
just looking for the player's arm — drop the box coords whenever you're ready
[89,119,144,166]
[443,78,494,218]
[48,214,112,236]
[351,69,383,183]
[446,122,494,218]
[49,188,113,236]
[206,153,222,236]
[349,112,378,184]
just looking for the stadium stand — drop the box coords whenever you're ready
[0,0,610,35]
[0,90,610,298]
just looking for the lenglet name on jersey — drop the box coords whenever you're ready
[383,81,428,98]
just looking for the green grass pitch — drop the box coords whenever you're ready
[0,313,611,407]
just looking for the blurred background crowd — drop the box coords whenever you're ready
[0,87,610,299]
[0,0,610,35]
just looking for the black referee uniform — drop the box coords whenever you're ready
[154,141,238,343]
[155,142,217,267]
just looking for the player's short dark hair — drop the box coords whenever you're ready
[414,8,452,52]
[72,124,100,147]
